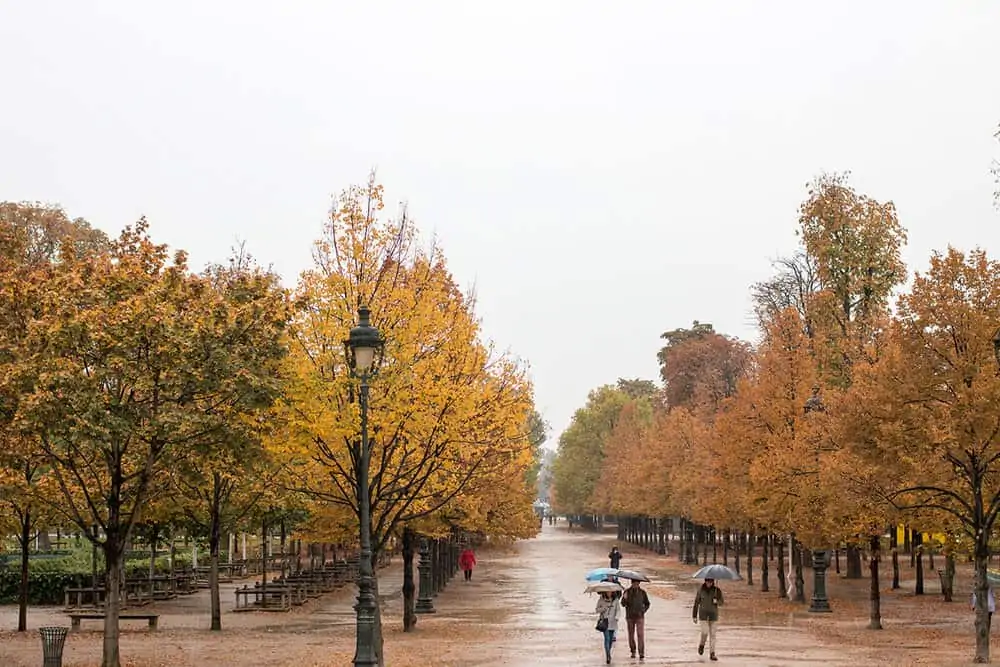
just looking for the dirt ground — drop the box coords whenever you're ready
[0,522,991,666]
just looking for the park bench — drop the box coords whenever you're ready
[278,572,331,597]
[233,583,300,612]
[67,611,159,631]
[64,586,105,610]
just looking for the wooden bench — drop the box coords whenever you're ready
[68,612,159,631]
[64,586,105,610]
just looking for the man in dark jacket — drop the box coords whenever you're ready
[692,578,724,661]
[608,546,622,569]
[621,579,650,660]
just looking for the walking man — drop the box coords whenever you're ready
[608,545,622,569]
[693,577,724,661]
[621,578,650,660]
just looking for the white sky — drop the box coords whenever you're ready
[2,1,999,446]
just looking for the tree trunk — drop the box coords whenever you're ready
[915,534,925,595]
[777,538,787,599]
[733,531,741,575]
[943,553,956,602]
[280,520,287,580]
[261,520,268,587]
[868,535,882,630]
[760,533,770,593]
[102,545,122,667]
[209,476,223,631]
[402,528,416,632]
[846,544,863,579]
[793,540,806,603]
[746,529,754,586]
[149,525,158,582]
[17,508,30,632]
[974,540,990,663]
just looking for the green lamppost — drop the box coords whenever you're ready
[344,305,385,667]
[803,391,832,613]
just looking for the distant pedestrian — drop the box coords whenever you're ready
[459,547,477,581]
[609,546,622,569]
[595,590,620,664]
[620,579,650,660]
[693,577,724,661]
[971,585,996,633]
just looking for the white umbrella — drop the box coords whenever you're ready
[585,580,624,594]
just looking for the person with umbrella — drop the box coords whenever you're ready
[692,577,724,661]
[594,586,621,664]
[620,576,650,660]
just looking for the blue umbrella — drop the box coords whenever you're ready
[692,564,742,581]
[586,567,620,582]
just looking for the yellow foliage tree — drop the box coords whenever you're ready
[843,247,1000,662]
[281,175,536,662]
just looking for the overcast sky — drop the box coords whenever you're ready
[2,1,999,445]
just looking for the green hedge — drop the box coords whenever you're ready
[0,549,196,605]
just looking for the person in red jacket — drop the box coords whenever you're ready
[459,547,477,581]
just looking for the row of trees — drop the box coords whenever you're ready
[0,174,544,667]
[551,172,1000,662]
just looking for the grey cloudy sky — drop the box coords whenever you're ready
[2,2,999,445]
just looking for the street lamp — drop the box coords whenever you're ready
[803,391,832,613]
[344,305,384,667]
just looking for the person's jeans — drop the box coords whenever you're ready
[627,617,645,656]
[602,629,616,658]
[699,619,717,654]
[464,569,472,581]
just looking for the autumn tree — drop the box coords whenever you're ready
[844,247,1000,662]
[14,221,287,667]
[524,410,549,495]
[751,251,820,337]
[658,322,751,412]
[590,398,654,517]
[168,251,289,631]
[796,172,907,387]
[0,203,108,632]
[550,384,630,521]
[282,176,536,665]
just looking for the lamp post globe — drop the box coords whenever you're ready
[345,305,384,376]
[344,305,384,667]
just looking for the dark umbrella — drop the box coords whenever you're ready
[613,569,650,582]
[692,564,742,581]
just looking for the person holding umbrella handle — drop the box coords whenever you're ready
[692,577,723,661]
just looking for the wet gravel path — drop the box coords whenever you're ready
[470,522,882,666]
[0,523,891,666]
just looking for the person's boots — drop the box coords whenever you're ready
[698,643,705,655]
[710,653,718,661]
